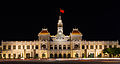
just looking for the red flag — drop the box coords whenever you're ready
[60,8,64,14]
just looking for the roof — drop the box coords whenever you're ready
[38,28,50,35]
[71,28,82,35]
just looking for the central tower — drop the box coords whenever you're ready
[56,15,64,39]
[57,15,63,34]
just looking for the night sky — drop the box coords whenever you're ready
[0,1,120,44]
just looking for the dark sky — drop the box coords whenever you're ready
[0,1,120,44]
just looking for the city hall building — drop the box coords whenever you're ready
[0,15,120,59]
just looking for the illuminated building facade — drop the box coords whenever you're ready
[0,15,120,59]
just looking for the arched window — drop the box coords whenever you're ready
[68,45,70,50]
[18,45,21,49]
[26,53,30,59]
[67,54,71,58]
[82,45,85,49]
[55,54,57,58]
[50,54,53,58]
[41,45,46,49]
[59,45,62,50]
[90,45,94,49]
[42,53,45,58]
[63,54,66,58]
[75,53,79,58]
[63,45,66,49]
[59,54,62,58]
[8,54,11,59]
[50,45,53,50]
[54,45,57,49]
[82,53,84,58]
[74,44,79,49]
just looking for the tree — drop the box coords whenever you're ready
[103,48,120,58]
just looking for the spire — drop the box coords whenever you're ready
[59,15,62,20]
[58,15,63,27]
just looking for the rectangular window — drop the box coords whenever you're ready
[96,45,97,49]
[3,54,6,58]
[63,45,66,49]
[13,45,16,49]
[50,45,53,50]
[109,45,112,48]
[32,45,34,49]
[90,45,94,49]
[3,45,6,50]
[8,45,11,50]
[59,45,62,50]
[23,45,24,49]
[55,45,57,49]
[104,45,107,49]
[68,45,70,50]
[99,45,102,49]
[36,45,38,49]
[86,45,88,49]
[18,45,21,49]
[114,45,117,48]
[13,54,16,59]
[27,45,30,49]
[82,45,85,49]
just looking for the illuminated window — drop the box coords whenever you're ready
[3,54,6,58]
[23,45,25,49]
[90,45,94,49]
[42,53,45,58]
[104,45,107,49]
[75,53,79,58]
[13,45,16,49]
[86,45,88,49]
[32,45,34,49]
[13,54,16,58]
[18,45,21,49]
[74,44,79,49]
[27,45,30,49]
[42,45,46,49]
[3,45,6,50]
[96,45,98,49]
[8,54,11,59]
[8,45,11,50]
[99,45,102,49]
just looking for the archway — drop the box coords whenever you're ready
[59,54,62,58]
[42,53,46,58]
[67,54,71,58]
[63,54,66,58]
[75,53,79,58]
[50,54,53,58]
[54,54,57,58]
[26,53,30,59]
